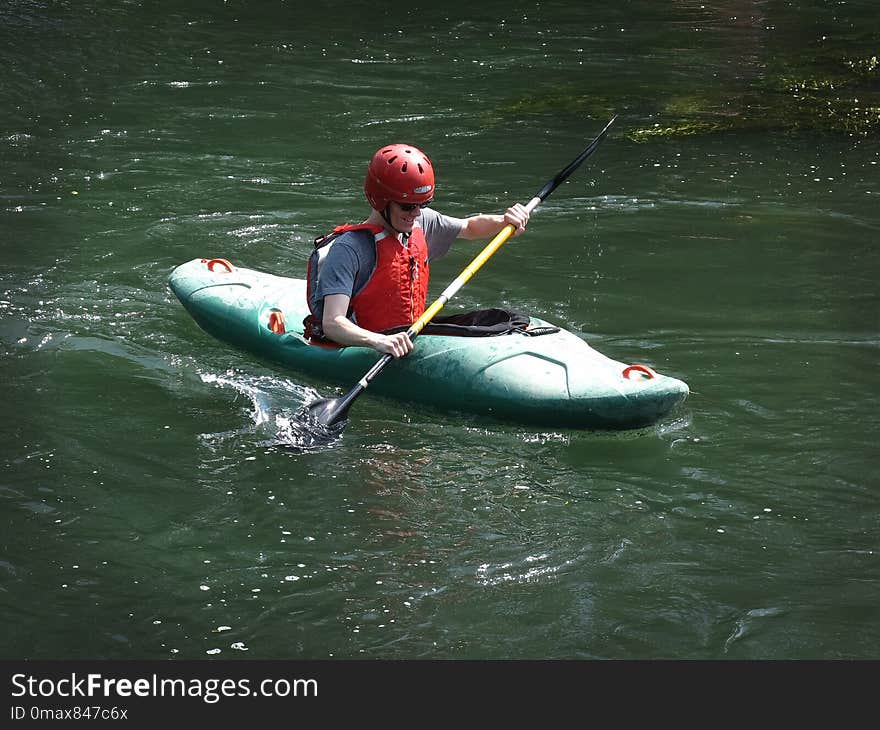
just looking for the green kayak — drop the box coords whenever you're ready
[168,257,689,429]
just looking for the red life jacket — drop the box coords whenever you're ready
[305,223,430,340]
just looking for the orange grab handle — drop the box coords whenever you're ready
[623,363,657,380]
[202,258,235,273]
[267,309,286,335]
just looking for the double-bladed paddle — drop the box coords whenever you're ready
[302,115,617,431]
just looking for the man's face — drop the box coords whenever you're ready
[388,200,432,233]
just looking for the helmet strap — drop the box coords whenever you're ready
[380,206,409,239]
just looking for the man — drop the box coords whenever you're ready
[305,143,529,358]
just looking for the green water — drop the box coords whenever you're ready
[1,0,878,660]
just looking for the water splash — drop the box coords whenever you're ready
[198,371,344,451]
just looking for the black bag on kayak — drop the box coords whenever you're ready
[381,307,531,338]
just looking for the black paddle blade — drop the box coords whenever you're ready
[294,383,364,443]
[277,397,348,448]
[301,396,351,429]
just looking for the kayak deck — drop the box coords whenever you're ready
[168,258,689,429]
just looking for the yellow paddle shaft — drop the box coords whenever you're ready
[407,196,541,337]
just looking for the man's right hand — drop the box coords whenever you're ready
[375,331,414,359]
[322,294,414,358]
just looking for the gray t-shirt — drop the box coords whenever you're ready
[309,207,465,323]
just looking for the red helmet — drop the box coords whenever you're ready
[364,143,435,211]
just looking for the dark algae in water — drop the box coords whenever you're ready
[492,26,878,140]
[631,49,879,141]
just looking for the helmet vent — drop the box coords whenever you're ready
[401,162,408,172]
[387,155,397,164]
[417,164,423,173]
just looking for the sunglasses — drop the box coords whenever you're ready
[396,199,433,212]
